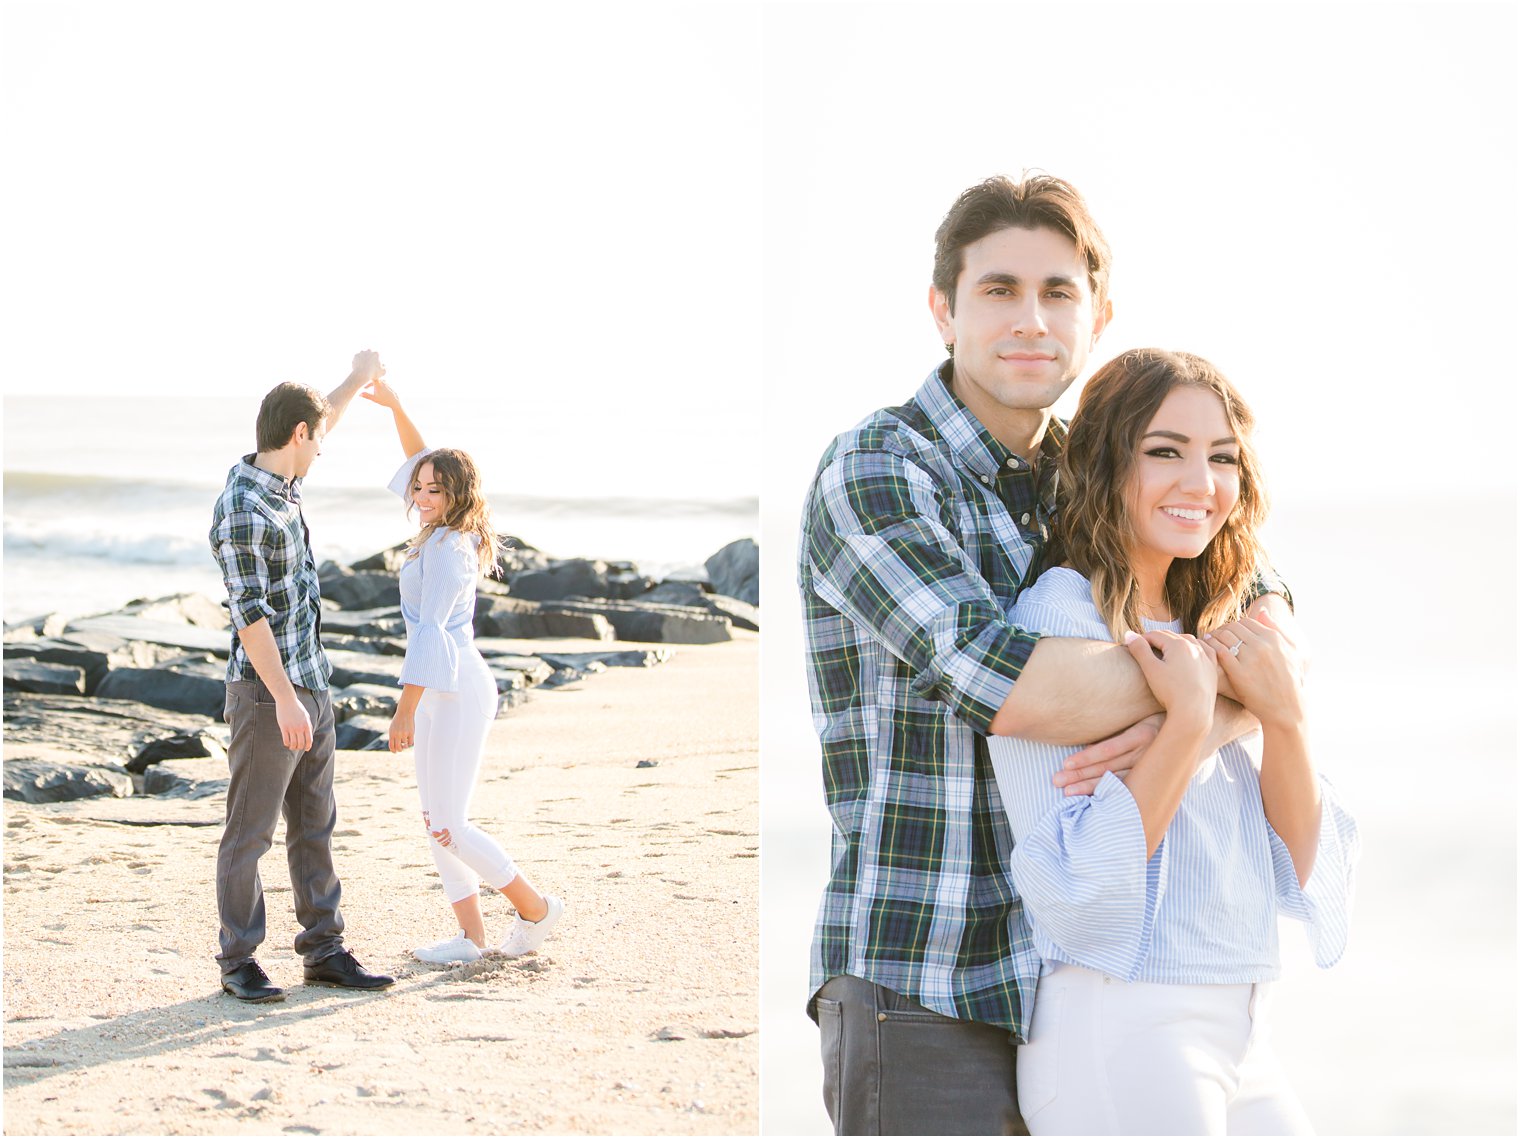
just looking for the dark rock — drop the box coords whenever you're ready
[607,570,658,600]
[537,649,674,671]
[63,615,231,658]
[540,667,586,689]
[495,536,551,580]
[322,632,406,657]
[330,683,399,721]
[509,559,613,602]
[4,693,226,769]
[325,650,406,689]
[319,606,408,639]
[3,759,133,803]
[351,542,411,574]
[335,715,392,751]
[3,659,87,696]
[473,596,615,641]
[117,593,231,630]
[547,600,732,644]
[704,539,759,606]
[321,571,401,611]
[96,664,226,718]
[3,633,161,693]
[128,729,226,770]
[636,760,659,769]
[639,582,759,632]
[140,764,227,799]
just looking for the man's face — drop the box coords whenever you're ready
[293,418,327,478]
[930,225,1110,433]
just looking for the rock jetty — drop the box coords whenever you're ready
[3,534,759,805]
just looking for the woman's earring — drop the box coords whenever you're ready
[944,343,955,358]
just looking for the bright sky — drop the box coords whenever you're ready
[1,1,762,500]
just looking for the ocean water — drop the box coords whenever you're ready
[760,492,1519,1135]
[2,397,757,623]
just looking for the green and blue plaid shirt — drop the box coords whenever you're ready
[209,456,332,691]
[799,362,1057,1034]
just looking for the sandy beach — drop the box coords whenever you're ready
[3,632,758,1136]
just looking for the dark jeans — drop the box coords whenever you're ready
[815,974,1027,1136]
[215,678,345,973]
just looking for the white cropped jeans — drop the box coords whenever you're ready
[1019,962,1313,1136]
[414,652,519,903]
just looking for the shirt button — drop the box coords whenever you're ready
[1006,457,1021,469]
[1020,513,1031,526]
[979,475,991,485]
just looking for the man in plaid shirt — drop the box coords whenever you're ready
[209,350,395,1002]
[799,176,1291,1134]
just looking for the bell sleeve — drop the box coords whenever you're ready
[398,533,478,693]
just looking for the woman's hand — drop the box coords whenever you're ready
[388,706,416,752]
[1122,629,1217,728]
[361,375,403,410]
[1204,610,1305,731]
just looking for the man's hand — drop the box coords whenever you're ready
[351,349,384,384]
[1053,713,1162,796]
[276,694,314,752]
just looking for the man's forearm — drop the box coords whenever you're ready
[323,369,371,435]
[235,618,298,701]
[988,636,1162,744]
[1205,695,1259,755]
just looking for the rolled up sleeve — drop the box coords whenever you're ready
[804,449,1038,733]
[212,509,278,631]
[399,535,477,692]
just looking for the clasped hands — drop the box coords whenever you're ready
[1052,607,1305,796]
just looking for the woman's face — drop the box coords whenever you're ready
[412,461,450,525]
[1125,385,1242,571]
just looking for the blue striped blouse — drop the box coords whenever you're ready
[388,449,483,693]
[987,567,1359,984]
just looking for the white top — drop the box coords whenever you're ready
[387,448,481,692]
[986,567,1359,984]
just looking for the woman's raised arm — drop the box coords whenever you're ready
[360,376,426,459]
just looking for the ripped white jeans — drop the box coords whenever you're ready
[414,652,519,903]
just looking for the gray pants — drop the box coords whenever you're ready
[815,974,1027,1136]
[216,679,345,973]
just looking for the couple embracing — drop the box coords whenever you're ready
[800,176,1360,1135]
[208,353,563,1003]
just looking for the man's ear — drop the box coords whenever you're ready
[1092,296,1114,343]
[288,421,310,448]
[929,285,955,349]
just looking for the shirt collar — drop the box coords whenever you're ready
[238,454,302,503]
[914,361,1067,479]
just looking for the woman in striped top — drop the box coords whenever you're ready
[987,348,1358,1134]
[361,377,564,966]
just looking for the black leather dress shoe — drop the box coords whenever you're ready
[221,960,285,1002]
[303,949,394,990]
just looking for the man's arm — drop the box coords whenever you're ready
[987,635,1160,742]
[1053,589,1299,794]
[235,617,314,752]
[323,349,385,435]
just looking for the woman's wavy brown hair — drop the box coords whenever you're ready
[1046,348,1269,640]
[403,449,500,573]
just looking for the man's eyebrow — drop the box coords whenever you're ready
[1143,430,1239,446]
[976,272,1082,290]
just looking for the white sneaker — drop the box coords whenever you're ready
[412,930,485,965]
[498,895,564,958]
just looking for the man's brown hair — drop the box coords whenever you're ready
[932,174,1112,312]
[255,383,331,453]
